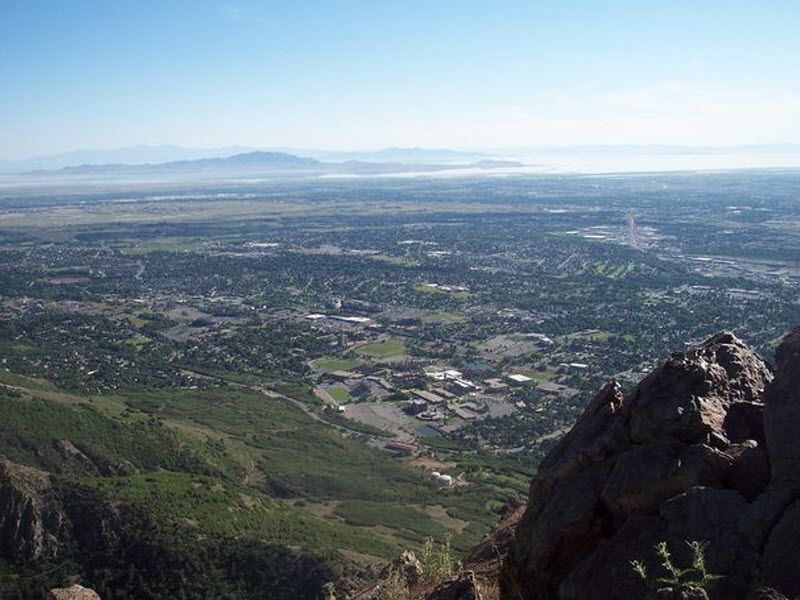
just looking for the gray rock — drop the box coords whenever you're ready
[724,442,770,501]
[501,331,779,600]
[759,501,800,598]
[46,585,101,600]
[0,456,63,561]
[656,585,710,600]
[425,571,483,600]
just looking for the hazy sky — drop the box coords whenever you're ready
[2,0,799,159]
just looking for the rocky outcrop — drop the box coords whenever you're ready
[501,329,800,599]
[350,551,423,600]
[0,456,64,561]
[425,571,483,600]
[656,586,710,600]
[0,454,121,568]
[46,585,101,600]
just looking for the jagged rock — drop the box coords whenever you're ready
[764,326,800,488]
[55,440,102,476]
[385,550,423,587]
[425,571,483,600]
[656,585,710,600]
[740,325,800,552]
[0,456,63,561]
[0,456,121,567]
[628,332,771,446]
[601,441,733,521]
[759,500,800,598]
[724,402,766,445]
[46,584,101,600]
[747,588,790,600]
[501,331,783,600]
[724,442,770,501]
[349,551,422,600]
[660,487,756,599]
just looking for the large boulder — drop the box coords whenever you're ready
[46,585,101,600]
[501,330,792,600]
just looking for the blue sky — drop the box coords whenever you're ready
[1,0,799,158]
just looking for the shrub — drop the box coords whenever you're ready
[419,534,456,585]
[631,540,723,598]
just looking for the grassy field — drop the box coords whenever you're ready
[0,368,56,390]
[81,471,400,558]
[371,255,421,267]
[334,500,451,545]
[420,311,465,323]
[0,392,221,476]
[517,369,557,382]
[327,387,352,403]
[311,357,357,372]
[585,330,613,342]
[353,339,406,358]
[594,261,636,278]
[413,284,472,299]
[122,386,434,502]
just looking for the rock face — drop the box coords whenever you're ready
[501,330,800,599]
[425,571,483,600]
[0,456,63,561]
[46,584,101,600]
[350,550,423,600]
[0,453,121,568]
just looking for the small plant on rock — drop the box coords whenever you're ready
[419,534,456,585]
[377,570,409,600]
[631,540,723,598]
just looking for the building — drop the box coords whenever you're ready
[526,333,554,346]
[431,386,456,400]
[426,369,463,381]
[484,378,508,391]
[329,315,372,324]
[411,389,447,404]
[536,381,580,399]
[385,441,417,455]
[451,405,479,420]
[348,380,374,400]
[435,474,454,486]
[446,378,475,396]
[404,399,428,415]
[507,374,533,385]
[328,370,361,382]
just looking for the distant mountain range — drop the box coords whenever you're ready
[20,150,523,179]
[0,146,494,174]
[3,143,797,176]
[0,145,253,173]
